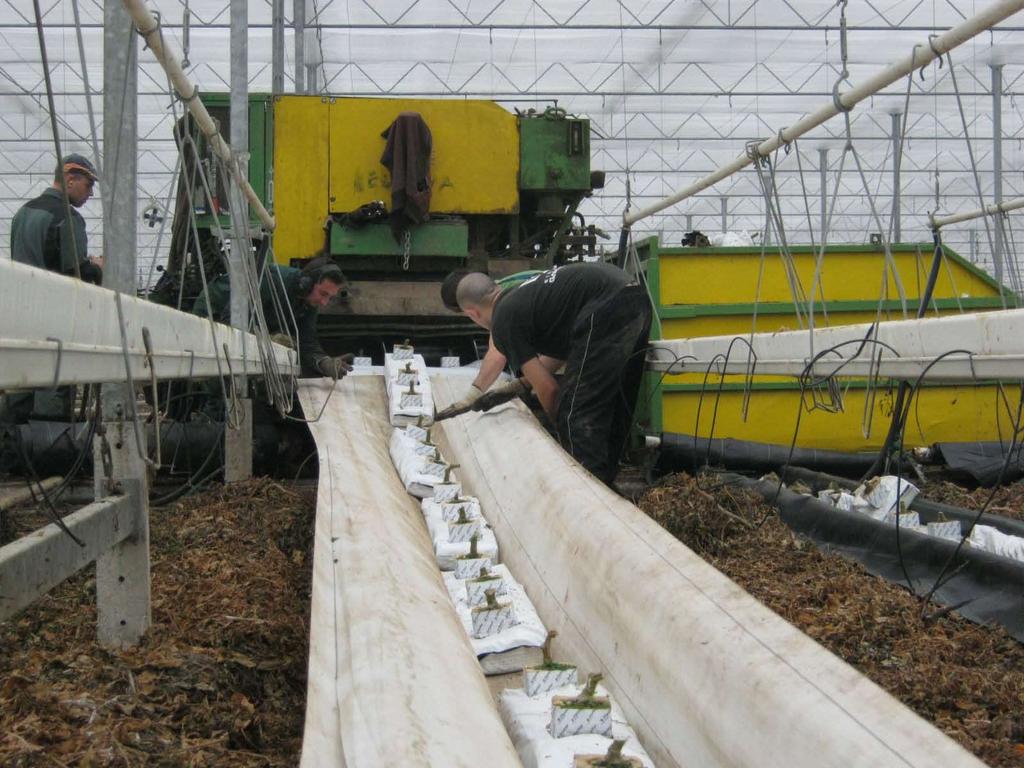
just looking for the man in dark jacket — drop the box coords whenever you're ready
[454,262,652,485]
[2,154,103,424]
[11,153,104,284]
[192,256,353,378]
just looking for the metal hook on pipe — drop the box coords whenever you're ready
[45,336,63,389]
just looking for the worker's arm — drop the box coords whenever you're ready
[536,355,564,374]
[472,337,508,392]
[520,357,560,422]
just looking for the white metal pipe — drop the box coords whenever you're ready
[120,0,276,231]
[647,308,1024,381]
[622,0,1024,227]
[931,196,1024,229]
[0,259,298,389]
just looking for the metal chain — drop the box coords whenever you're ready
[402,230,412,271]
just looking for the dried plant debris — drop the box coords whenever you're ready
[639,472,1024,767]
[0,478,314,766]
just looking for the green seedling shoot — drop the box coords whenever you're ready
[455,507,471,525]
[474,566,491,580]
[468,533,478,559]
[483,588,499,609]
[406,380,418,395]
[443,463,460,483]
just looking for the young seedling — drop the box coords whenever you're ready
[470,586,516,638]
[524,629,578,696]
[573,740,643,768]
[464,565,505,603]
[551,672,612,738]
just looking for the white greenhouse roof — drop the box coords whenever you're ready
[2,0,1024,287]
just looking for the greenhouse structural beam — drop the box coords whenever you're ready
[931,196,1024,228]
[622,0,1024,227]
[0,260,298,390]
[121,0,275,230]
[0,495,134,621]
[647,308,1024,381]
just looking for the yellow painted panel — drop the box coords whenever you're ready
[662,310,917,340]
[273,96,330,262]
[662,384,1008,451]
[328,98,519,214]
[658,249,1001,306]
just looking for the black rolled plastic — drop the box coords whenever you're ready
[656,432,879,479]
[722,472,1024,642]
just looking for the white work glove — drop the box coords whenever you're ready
[449,384,484,412]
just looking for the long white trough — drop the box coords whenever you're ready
[297,378,521,768]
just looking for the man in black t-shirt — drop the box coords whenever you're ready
[455,262,652,485]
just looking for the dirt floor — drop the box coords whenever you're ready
[2,471,1023,766]
[638,472,1024,768]
[0,479,314,767]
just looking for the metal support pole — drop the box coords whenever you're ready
[686,214,693,234]
[98,0,150,649]
[720,196,727,233]
[891,112,902,243]
[293,0,306,94]
[971,229,978,261]
[272,0,285,95]
[227,0,253,482]
[992,63,1004,283]
[819,148,828,241]
[305,1,319,94]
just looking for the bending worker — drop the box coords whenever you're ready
[439,269,540,412]
[193,256,354,378]
[452,262,651,485]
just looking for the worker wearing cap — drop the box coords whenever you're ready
[454,262,652,485]
[192,255,355,379]
[11,153,104,284]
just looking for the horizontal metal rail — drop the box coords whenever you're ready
[648,308,1024,381]
[0,495,133,620]
[622,0,1024,227]
[0,259,298,389]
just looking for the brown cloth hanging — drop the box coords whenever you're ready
[380,112,432,241]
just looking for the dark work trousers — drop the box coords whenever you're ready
[555,285,652,485]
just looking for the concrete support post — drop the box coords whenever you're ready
[97,0,150,649]
[891,112,902,243]
[272,0,285,95]
[819,148,828,242]
[293,0,306,94]
[992,64,1004,283]
[227,0,253,482]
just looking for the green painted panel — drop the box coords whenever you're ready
[519,116,590,191]
[329,220,468,257]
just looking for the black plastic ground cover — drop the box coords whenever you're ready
[780,465,1024,540]
[657,432,879,479]
[722,473,1024,642]
[933,441,1024,486]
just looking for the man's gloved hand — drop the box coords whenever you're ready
[472,378,528,412]
[435,384,484,420]
[315,353,355,379]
